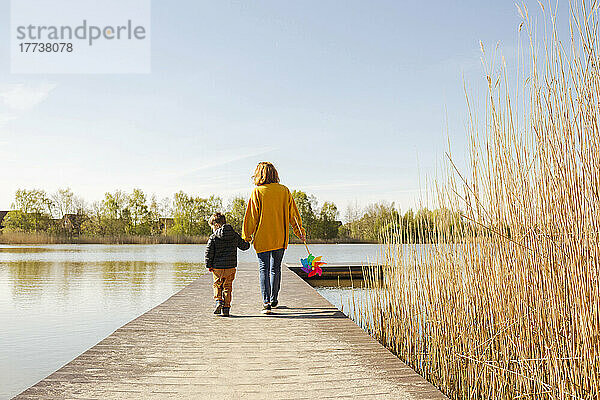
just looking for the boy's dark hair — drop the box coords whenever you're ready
[209,212,226,227]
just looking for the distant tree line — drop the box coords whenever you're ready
[0,188,466,243]
[341,202,467,242]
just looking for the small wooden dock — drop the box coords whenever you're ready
[14,263,447,399]
[287,263,383,279]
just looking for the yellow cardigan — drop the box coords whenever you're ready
[242,183,305,253]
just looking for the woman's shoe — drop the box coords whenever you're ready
[221,307,230,317]
[261,304,272,314]
[270,300,278,308]
[214,300,224,315]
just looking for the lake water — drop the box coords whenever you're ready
[0,243,382,399]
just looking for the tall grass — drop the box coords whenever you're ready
[0,232,208,244]
[353,2,599,399]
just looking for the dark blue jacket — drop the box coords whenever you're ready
[205,224,250,269]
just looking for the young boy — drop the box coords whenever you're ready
[205,212,250,317]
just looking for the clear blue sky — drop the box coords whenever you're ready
[0,1,554,214]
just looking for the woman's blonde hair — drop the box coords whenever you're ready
[252,162,280,186]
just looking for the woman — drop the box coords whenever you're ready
[242,162,305,314]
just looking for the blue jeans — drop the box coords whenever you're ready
[257,248,285,305]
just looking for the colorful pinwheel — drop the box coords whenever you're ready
[301,254,326,277]
[295,217,326,277]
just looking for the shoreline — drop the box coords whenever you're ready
[0,232,378,245]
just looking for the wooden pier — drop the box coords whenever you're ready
[286,263,383,279]
[14,263,447,399]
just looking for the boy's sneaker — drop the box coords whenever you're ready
[214,301,224,315]
[221,307,230,317]
[261,304,272,314]
[270,300,279,308]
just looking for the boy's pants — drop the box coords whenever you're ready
[212,268,236,307]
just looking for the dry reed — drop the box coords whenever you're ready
[352,2,599,399]
[0,232,208,245]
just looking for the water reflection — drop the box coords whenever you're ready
[0,246,208,400]
[312,279,370,321]
[0,247,82,253]
[4,261,198,299]
[7,261,53,298]
[100,261,158,289]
